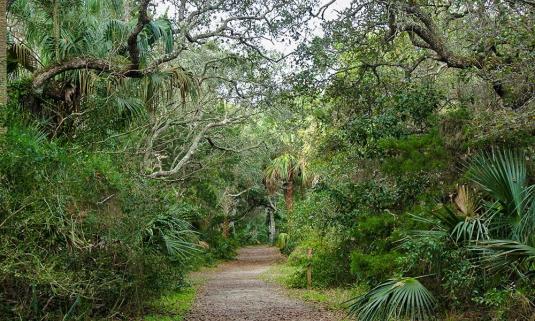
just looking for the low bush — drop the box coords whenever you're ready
[349,251,401,284]
[0,123,202,320]
[286,232,353,288]
[202,232,239,260]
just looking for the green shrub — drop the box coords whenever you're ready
[379,130,449,176]
[350,251,401,284]
[346,181,401,213]
[286,231,353,288]
[391,83,442,126]
[0,123,202,320]
[351,214,396,247]
[276,233,290,250]
[235,214,269,245]
[203,232,238,260]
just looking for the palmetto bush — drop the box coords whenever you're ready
[347,277,436,321]
[467,150,535,242]
[467,150,535,277]
[348,149,535,320]
[142,213,198,259]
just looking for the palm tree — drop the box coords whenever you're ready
[6,0,193,125]
[264,153,310,212]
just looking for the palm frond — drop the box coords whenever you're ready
[519,187,535,244]
[410,205,489,243]
[436,206,464,231]
[114,96,146,120]
[347,277,436,321]
[143,214,199,259]
[467,149,534,242]
[451,217,489,242]
[7,42,38,73]
[264,153,297,193]
[146,19,174,54]
[297,157,313,187]
[264,153,313,194]
[471,240,535,276]
[454,185,479,216]
[166,67,199,102]
[467,149,526,218]
[104,19,130,44]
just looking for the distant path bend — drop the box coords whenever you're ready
[185,246,341,321]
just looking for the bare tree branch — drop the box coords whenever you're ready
[147,114,250,178]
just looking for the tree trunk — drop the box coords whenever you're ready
[0,0,7,107]
[284,180,294,212]
[268,209,276,245]
[222,216,230,239]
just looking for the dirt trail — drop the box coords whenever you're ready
[185,246,342,321]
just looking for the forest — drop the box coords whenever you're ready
[0,0,534,320]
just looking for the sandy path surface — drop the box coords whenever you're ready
[185,246,342,321]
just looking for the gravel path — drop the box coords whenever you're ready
[185,246,341,321]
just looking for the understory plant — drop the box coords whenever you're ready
[347,149,535,320]
[347,277,436,321]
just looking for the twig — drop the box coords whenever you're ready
[97,194,115,205]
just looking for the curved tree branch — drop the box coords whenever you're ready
[147,115,247,179]
[32,58,112,90]
[32,0,153,90]
[397,4,479,69]
[125,0,151,76]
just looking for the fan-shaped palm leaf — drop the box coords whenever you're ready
[347,277,436,321]
[264,153,297,193]
[114,96,146,120]
[471,240,535,277]
[467,150,525,219]
[451,216,489,242]
[146,19,174,54]
[467,149,534,243]
[455,185,478,216]
[264,153,310,193]
[143,214,199,259]
[410,204,489,243]
[104,19,130,44]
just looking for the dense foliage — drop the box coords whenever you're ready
[1,0,535,320]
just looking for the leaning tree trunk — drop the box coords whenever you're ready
[268,208,276,245]
[0,0,7,108]
[284,180,294,212]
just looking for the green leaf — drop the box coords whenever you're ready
[347,277,436,321]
